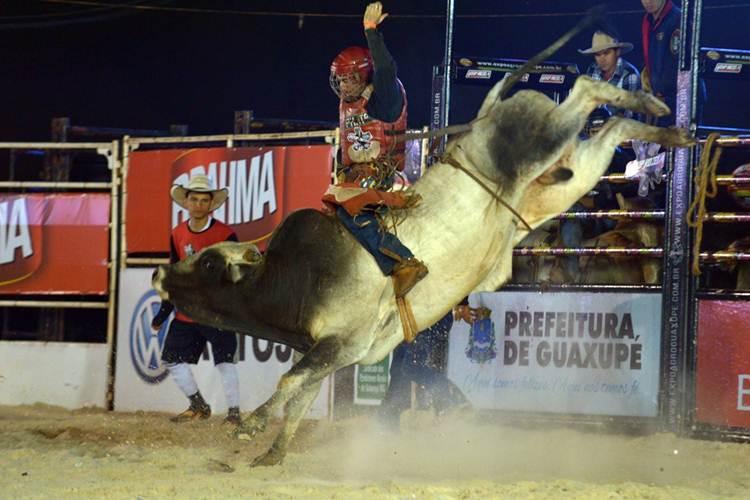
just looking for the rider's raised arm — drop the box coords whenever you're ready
[363,3,402,122]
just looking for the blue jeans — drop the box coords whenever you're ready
[336,206,413,275]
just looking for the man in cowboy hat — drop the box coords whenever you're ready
[579,30,641,121]
[151,174,243,425]
[558,30,642,283]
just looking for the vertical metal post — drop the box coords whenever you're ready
[428,0,455,162]
[105,140,121,411]
[442,0,455,128]
[234,110,254,134]
[685,0,704,435]
[9,149,15,181]
[120,137,131,269]
[659,0,698,435]
[43,117,71,182]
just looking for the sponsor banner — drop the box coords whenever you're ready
[465,69,492,80]
[114,268,329,418]
[0,341,108,409]
[447,291,662,416]
[0,194,110,294]
[125,146,333,253]
[714,62,742,74]
[353,354,392,405]
[700,48,750,80]
[539,74,565,84]
[695,300,750,428]
[452,55,578,88]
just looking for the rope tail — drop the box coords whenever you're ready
[686,133,723,276]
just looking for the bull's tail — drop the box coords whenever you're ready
[499,4,607,99]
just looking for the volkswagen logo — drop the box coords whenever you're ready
[129,289,171,384]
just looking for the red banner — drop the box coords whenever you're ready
[125,146,333,253]
[695,300,750,428]
[0,194,111,294]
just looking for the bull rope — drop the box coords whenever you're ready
[442,152,533,231]
[686,133,723,276]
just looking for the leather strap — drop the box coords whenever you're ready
[396,296,418,343]
[442,154,533,232]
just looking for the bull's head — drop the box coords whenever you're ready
[152,241,263,325]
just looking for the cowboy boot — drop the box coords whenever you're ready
[392,258,428,298]
[170,392,211,423]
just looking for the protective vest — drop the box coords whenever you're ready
[339,80,407,171]
[170,219,236,322]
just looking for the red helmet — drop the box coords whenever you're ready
[330,46,373,98]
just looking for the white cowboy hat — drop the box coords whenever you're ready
[578,31,634,55]
[170,174,228,211]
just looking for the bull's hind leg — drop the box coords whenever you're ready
[574,117,695,168]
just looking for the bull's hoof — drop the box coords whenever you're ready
[250,447,285,467]
[665,126,697,147]
[233,416,266,441]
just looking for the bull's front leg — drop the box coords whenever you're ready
[245,335,359,467]
[234,401,271,440]
[560,76,671,122]
[234,350,305,440]
[250,378,323,467]
[233,359,311,441]
[578,117,695,163]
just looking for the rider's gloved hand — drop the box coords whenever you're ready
[363,2,388,30]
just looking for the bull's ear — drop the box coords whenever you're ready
[476,80,505,119]
[242,247,263,264]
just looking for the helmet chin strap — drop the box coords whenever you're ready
[342,93,362,103]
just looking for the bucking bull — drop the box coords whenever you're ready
[153,17,694,466]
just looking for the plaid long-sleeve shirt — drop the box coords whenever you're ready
[585,57,641,120]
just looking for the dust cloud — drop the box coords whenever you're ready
[1,404,748,499]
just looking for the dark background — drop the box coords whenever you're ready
[1,0,749,141]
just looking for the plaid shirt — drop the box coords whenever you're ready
[585,58,641,119]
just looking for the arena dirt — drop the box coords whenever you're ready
[1,404,748,499]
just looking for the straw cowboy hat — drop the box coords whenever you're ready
[578,31,633,55]
[170,174,228,211]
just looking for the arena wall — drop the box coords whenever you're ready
[0,341,107,408]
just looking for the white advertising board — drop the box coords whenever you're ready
[0,341,108,408]
[448,291,662,417]
[114,268,329,418]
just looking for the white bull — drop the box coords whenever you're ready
[153,61,693,468]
